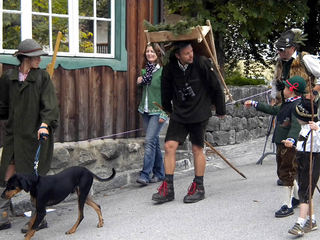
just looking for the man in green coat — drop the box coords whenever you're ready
[0,39,59,231]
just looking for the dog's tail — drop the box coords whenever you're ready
[93,168,116,182]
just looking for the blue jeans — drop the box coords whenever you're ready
[139,113,165,182]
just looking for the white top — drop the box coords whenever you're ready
[143,64,161,113]
[296,122,320,152]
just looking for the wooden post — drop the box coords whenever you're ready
[206,20,218,65]
[196,26,233,102]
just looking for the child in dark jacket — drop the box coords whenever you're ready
[244,75,306,218]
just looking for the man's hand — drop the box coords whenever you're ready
[281,139,294,148]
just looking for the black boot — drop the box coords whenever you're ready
[183,182,205,203]
[152,180,174,203]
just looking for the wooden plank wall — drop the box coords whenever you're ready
[0,0,156,145]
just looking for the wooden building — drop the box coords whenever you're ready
[0,0,163,144]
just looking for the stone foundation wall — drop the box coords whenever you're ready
[205,85,271,146]
[0,86,272,195]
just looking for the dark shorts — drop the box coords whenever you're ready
[296,152,320,203]
[165,118,208,148]
[276,143,297,186]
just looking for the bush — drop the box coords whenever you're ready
[225,71,266,86]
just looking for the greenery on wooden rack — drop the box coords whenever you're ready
[144,18,204,36]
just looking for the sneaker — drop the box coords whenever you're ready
[152,181,174,203]
[288,222,304,236]
[21,218,48,233]
[183,182,205,203]
[275,205,294,218]
[149,176,162,183]
[303,220,318,233]
[291,197,300,209]
[136,177,148,186]
[0,222,11,231]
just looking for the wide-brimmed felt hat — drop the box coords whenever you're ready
[294,98,318,122]
[283,75,306,93]
[13,39,48,57]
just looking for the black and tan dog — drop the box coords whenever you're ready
[1,166,116,240]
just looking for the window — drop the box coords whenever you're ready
[0,0,115,58]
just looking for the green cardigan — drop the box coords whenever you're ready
[256,101,301,144]
[138,67,168,120]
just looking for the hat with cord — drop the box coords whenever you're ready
[283,75,306,93]
[13,39,48,57]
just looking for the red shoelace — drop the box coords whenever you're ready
[187,182,197,195]
[157,181,168,196]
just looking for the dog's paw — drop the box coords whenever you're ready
[97,220,104,228]
[65,229,76,235]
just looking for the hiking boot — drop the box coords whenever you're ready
[183,182,205,203]
[275,205,294,218]
[303,220,318,233]
[288,222,304,236]
[21,218,48,233]
[291,197,300,209]
[152,181,174,203]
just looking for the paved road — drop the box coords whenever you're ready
[1,139,320,240]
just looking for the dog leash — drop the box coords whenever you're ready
[34,133,49,176]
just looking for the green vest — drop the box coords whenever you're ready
[138,67,167,120]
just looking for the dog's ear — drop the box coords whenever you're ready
[17,175,33,192]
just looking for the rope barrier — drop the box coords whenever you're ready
[226,89,271,106]
[81,128,144,143]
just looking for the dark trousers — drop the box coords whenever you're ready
[296,152,320,203]
[276,144,298,186]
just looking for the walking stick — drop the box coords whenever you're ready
[204,140,247,179]
[46,31,62,78]
[308,80,314,231]
[256,115,276,165]
[153,102,247,179]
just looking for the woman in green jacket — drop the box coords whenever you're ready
[0,39,59,231]
[136,43,168,186]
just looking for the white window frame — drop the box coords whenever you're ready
[0,0,115,58]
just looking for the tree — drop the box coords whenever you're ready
[165,0,312,76]
[303,0,320,54]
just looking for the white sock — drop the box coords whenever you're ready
[307,215,316,223]
[283,186,294,208]
[297,217,307,227]
[293,180,299,200]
